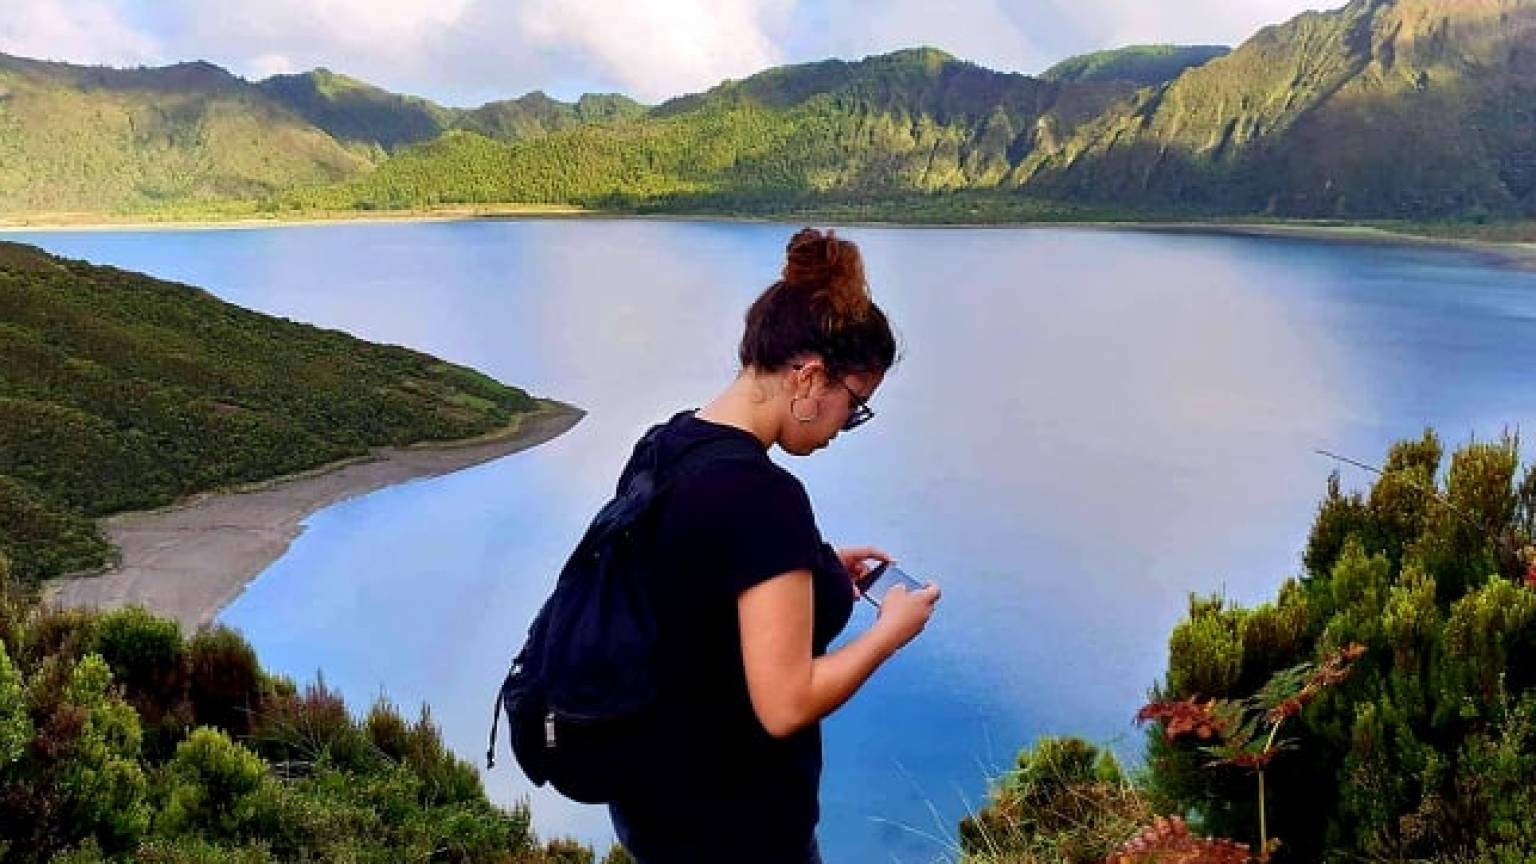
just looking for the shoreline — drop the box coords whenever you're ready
[43,400,585,632]
[6,208,1536,269]
[0,204,594,234]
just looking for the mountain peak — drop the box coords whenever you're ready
[1040,44,1229,85]
[873,46,959,67]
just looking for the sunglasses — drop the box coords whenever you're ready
[792,363,876,432]
[837,379,875,431]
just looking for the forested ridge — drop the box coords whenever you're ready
[5,1,1535,223]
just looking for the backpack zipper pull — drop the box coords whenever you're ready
[545,711,558,748]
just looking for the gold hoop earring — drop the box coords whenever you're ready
[791,396,818,423]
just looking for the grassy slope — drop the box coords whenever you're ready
[0,55,372,213]
[0,241,540,584]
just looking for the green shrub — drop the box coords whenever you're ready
[0,599,548,863]
[91,608,190,760]
[362,698,411,762]
[600,844,637,864]
[20,606,99,672]
[0,652,151,862]
[133,837,273,864]
[0,640,33,769]
[186,628,261,739]
[1166,595,1245,699]
[1431,578,1536,727]
[540,838,596,864]
[1303,472,1370,579]
[959,737,1150,864]
[251,677,376,776]
[1150,433,1536,862]
[157,728,268,841]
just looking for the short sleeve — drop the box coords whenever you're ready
[671,460,822,597]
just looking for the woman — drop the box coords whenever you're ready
[607,228,941,863]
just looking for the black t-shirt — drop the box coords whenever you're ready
[609,411,856,859]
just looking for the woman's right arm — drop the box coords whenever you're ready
[738,571,939,739]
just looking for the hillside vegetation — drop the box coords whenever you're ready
[0,558,607,863]
[960,432,1536,863]
[1022,0,1536,218]
[1039,45,1229,85]
[283,0,1536,221]
[0,242,539,584]
[0,55,371,213]
[279,48,1148,211]
[4,1,1535,220]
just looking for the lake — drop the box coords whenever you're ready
[8,220,1536,862]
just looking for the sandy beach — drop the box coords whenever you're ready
[44,401,584,631]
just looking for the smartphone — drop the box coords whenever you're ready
[855,561,928,609]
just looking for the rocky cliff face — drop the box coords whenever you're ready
[1017,0,1536,218]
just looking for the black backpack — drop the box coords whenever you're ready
[486,419,761,804]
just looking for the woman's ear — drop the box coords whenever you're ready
[786,359,820,398]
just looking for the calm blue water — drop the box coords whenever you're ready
[8,221,1536,862]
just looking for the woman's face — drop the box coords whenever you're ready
[778,362,884,456]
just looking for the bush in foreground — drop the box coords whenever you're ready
[964,432,1536,863]
[0,577,605,863]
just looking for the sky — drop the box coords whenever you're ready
[1,0,1337,106]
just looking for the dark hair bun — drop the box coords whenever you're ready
[738,227,897,377]
[781,228,872,326]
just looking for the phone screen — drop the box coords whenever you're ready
[857,562,926,607]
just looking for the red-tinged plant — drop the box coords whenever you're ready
[1134,697,1231,742]
[1105,815,1253,864]
[1136,644,1367,861]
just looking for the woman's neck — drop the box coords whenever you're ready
[695,371,778,449]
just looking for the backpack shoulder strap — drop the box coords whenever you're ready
[655,433,764,497]
[583,431,762,547]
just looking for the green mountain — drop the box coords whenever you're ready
[0,54,372,213]
[457,91,647,141]
[0,52,647,214]
[1040,44,1230,86]
[282,47,1151,210]
[1020,0,1536,217]
[5,0,1535,221]
[257,70,646,152]
[256,68,457,152]
[0,241,540,584]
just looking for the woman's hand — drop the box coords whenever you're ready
[873,582,941,653]
[836,545,892,596]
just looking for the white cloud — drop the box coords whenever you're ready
[1055,0,1337,55]
[154,0,475,82]
[0,0,1353,106]
[0,0,160,66]
[515,0,792,100]
[247,52,296,79]
[183,0,475,57]
[806,0,1048,74]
